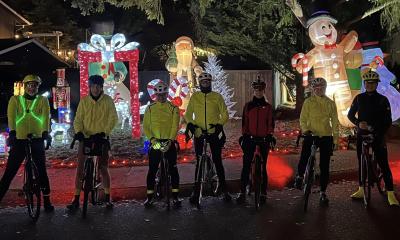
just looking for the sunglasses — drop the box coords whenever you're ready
[25,82,39,88]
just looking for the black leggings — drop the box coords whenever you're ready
[297,136,333,192]
[356,136,394,191]
[0,139,51,202]
[194,134,226,190]
[240,138,270,194]
[146,144,179,192]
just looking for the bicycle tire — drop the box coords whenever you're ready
[303,156,315,212]
[82,159,94,218]
[24,162,41,222]
[163,158,171,210]
[197,155,207,208]
[253,155,262,211]
[206,157,218,196]
[361,153,371,207]
[377,174,385,194]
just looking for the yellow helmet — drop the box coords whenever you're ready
[23,75,42,85]
[361,70,380,82]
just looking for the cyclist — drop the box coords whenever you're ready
[347,69,399,206]
[185,72,231,203]
[67,75,118,210]
[293,77,339,206]
[236,76,275,204]
[143,81,181,208]
[0,75,54,211]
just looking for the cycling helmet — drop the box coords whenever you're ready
[198,72,213,82]
[88,75,105,86]
[23,75,41,85]
[251,76,266,89]
[362,69,380,82]
[154,81,168,94]
[309,77,327,88]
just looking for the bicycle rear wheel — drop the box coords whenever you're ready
[252,155,262,211]
[82,159,94,218]
[303,157,315,212]
[24,162,41,222]
[197,156,207,208]
[361,154,371,207]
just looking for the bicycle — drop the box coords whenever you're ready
[70,134,108,218]
[154,140,173,210]
[359,128,385,208]
[192,128,218,209]
[298,134,319,212]
[23,133,51,222]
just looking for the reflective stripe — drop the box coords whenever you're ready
[172,189,179,193]
[147,190,154,194]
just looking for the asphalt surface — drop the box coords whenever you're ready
[1,180,399,240]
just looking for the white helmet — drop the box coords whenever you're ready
[154,81,168,94]
[198,72,212,82]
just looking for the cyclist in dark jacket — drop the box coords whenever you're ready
[236,76,275,204]
[348,69,399,206]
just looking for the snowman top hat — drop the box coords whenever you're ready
[306,10,338,28]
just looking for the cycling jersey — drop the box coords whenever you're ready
[300,95,339,144]
[184,91,228,137]
[74,93,118,137]
[242,97,274,137]
[7,95,50,139]
[143,101,179,140]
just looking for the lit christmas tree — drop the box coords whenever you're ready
[203,55,237,118]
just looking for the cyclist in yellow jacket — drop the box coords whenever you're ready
[67,75,118,210]
[143,81,181,208]
[0,75,54,211]
[294,77,339,206]
[185,72,231,203]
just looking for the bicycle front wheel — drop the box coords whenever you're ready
[303,157,315,212]
[82,159,94,218]
[162,158,171,210]
[361,154,371,207]
[253,155,262,211]
[24,162,41,222]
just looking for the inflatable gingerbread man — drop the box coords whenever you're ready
[292,11,360,127]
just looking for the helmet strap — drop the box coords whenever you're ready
[23,92,37,100]
[90,91,103,101]
[200,85,211,93]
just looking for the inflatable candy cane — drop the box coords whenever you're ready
[291,53,310,87]
[147,79,163,100]
[168,76,190,101]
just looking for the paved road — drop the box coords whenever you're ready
[1,180,399,240]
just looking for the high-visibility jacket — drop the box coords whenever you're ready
[242,97,274,137]
[8,95,50,139]
[184,91,228,137]
[300,95,339,144]
[74,94,118,137]
[143,101,179,140]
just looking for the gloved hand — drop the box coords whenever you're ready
[267,134,276,149]
[209,124,223,135]
[303,130,313,136]
[43,131,52,149]
[75,132,85,141]
[150,138,161,150]
[186,122,196,134]
[6,130,16,147]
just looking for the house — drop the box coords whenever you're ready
[0,0,32,39]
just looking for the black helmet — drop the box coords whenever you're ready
[252,76,266,89]
[88,75,105,86]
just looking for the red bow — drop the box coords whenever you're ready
[324,43,337,49]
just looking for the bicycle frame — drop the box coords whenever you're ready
[154,140,172,209]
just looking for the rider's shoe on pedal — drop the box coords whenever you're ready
[293,175,303,190]
[223,192,232,202]
[350,187,364,199]
[144,193,154,208]
[319,192,329,207]
[387,191,400,206]
[236,193,246,204]
[172,198,182,208]
[214,183,223,196]
[43,195,55,212]
[66,195,80,210]
[189,192,200,206]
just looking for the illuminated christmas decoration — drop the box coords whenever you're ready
[13,82,24,96]
[203,55,237,118]
[360,45,400,121]
[50,119,70,144]
[78,33,140,138]
[0,132,8,156]
[291,11,361,127]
